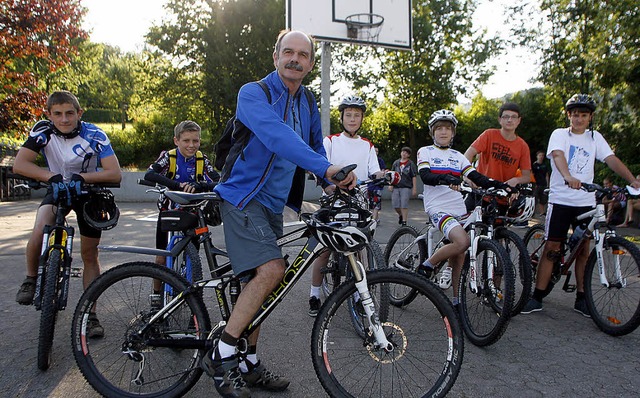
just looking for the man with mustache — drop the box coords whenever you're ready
[204,30,356,398]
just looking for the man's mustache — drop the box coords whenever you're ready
[285,62,303,71]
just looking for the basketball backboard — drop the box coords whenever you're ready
[287,0,412,51]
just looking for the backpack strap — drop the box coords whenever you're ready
[194,150,204,181]
[167,148,205,181]
[167,148,178,179]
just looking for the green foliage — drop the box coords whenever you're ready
[83,109,122,123]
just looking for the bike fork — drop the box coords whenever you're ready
[347,255,393,352]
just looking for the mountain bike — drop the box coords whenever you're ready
[385,184,515,346]
[523,182,640,336]
[10,173,119,370]
[71,164,464,397]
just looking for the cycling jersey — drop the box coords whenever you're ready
[22,120,116,181]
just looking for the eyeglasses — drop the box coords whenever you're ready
[500,115,520,121]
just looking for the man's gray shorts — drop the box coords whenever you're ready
[220,199,284,276]
[392,187,412,208]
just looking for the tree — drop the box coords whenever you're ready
[0,0,87,138]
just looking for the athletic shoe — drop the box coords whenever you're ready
[201,350,250,398]
[573,298,591,318]
[16,277,36,305]
[439,267,452,289]
[521,298,543,314]
[87,313,105,339]
[398,215,403,225]
[308,296,321,317]
[241,360,290,391]
[416,265,433,279]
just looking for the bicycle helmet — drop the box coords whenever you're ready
[338,95,366,112]
[428,109,458,131]
[83,189,120,230]
[385,170,401,186]
[203,200,222,226]
[506,195,535,223]
[565,94,596,113]
[303,207,374,253]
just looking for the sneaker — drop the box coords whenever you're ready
[16,277,36,305]
[149,293,163,311]
[401,221,407,226]
[398,215,403,225]
[87,313,105,339]
[241,360,290,391]
[308,296,321,317]
[573,298,591,318]
[438,267,452,289]
[521,298,543,314]
[201,350,250,398]
[416,265,433,279]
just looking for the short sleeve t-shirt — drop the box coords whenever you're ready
[471,129,531,182]
[547,128,614,207]
[416,145,475,216]
[323,133,380,181]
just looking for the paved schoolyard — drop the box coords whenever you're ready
[1,198,639,397]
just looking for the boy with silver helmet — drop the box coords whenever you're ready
[416,110,511,300]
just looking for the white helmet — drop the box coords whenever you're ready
[428,109,458,132]
[507,195,536,223]
[303,207,374,253]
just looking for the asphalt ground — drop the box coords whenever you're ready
[1,198,640,397]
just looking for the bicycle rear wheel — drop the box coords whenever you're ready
[459,238,514,346]
[585,236,640,336]
[524,223,557,294]
[71,262,211,398]
[312,269,463,398]
[496,227,533,316]
[383,225,425,306]
[38,249,62,371]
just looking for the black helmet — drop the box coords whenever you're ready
[338,95,366,112]
[83,189,120,230]
[565,94,596,112]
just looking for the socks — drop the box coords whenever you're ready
[214,331,238,360]
[532,288,545,302]
[421,259,434,269]
[310,285,321,299]
[239,345,258,373]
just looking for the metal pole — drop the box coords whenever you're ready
[320,41,331,137]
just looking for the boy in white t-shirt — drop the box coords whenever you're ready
[308,95,384,316]
[522,94,640,316]
[415,110,510,305]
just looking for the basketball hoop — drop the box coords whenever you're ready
[345,13,384,43]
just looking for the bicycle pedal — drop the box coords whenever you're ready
[563,284,576,293]
[70,267,83,277]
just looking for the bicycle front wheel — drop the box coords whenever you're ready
[585,236,640,336]
[71,262,211,398]
[344,239,388,338]
[38,249,62,371]
[496,227,533,316]
[312,269,463,398]
[459,238,515,346]
[383,225,425,306]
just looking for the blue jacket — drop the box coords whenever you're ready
[215,70,330,212]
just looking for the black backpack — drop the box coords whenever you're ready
[214,81,316,177]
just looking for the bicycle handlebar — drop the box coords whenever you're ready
[8,173,120,190]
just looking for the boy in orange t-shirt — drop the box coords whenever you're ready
[464,102,532,187]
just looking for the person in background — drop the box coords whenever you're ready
[532,150,550,216]
[601,177,626,225]
[617,174,640,228]
[389,146,417,225]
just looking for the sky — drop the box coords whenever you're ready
[81,0,539,100]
